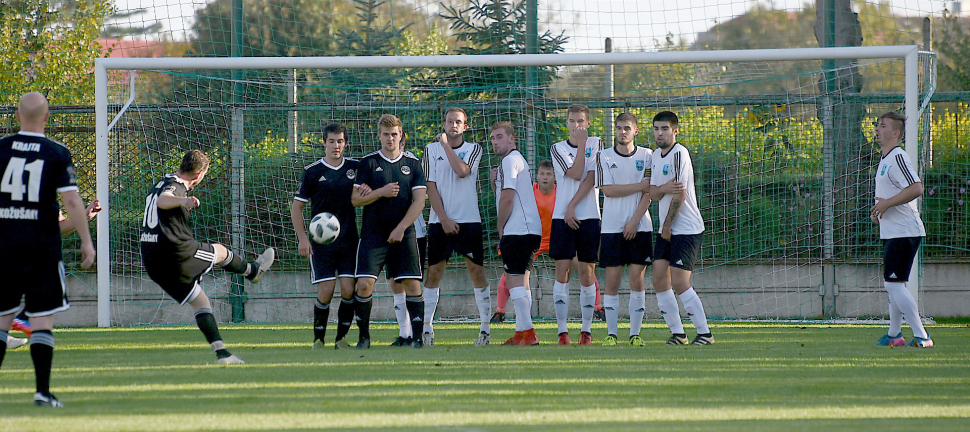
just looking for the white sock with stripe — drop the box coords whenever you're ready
[629,290,646,337]
[580,284,596,333]
[679,287,710,335]
[553,281,569,334]
[393,292,411,338]
[603,294,620,336]
[656,289,684,335]
[423,287,438,334]
[885,282,928,339]
[474,287,491,333]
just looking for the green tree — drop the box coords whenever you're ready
[0,0,114,105]
[437,0,568,100]
[936,9,970,92]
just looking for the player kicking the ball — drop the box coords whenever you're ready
[596,113,653,347]
[649,111,713,345]
[351,114,427,349]
[140,150,275,364]
[491,122,542,346]
[870,112,933,348]
[291,123,370,350]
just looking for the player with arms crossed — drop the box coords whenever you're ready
[550,104,602,345]
[596,113,653,347]
[0,92,95,407]
[351,114,427,349]
[649,111,713,345]
[491,122,542,346]
[291,123,368,350]
[140,150,275,364]
[871,112,933,348]
[422,107,490,346]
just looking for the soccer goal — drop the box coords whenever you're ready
[93,46,935,327]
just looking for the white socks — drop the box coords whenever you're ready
[474,287,491,333]
[604,294,620,336]
[679,287,710,335]
[509,286,533,331]
[629,290,646,337]
[580,285,595,333]
[885,282,928,339]
[887,292,903,336]
[553,281,569,334]
[656,289,684,334]
[393,292,411,338]
[423,287,439,334]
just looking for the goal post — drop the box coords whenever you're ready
[94,45,930,327]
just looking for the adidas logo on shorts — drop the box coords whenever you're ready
[675,259,684,265]
[889,272,897,278]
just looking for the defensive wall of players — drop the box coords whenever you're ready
[52,262,970,326]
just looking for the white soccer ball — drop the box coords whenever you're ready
[308,212,340,244]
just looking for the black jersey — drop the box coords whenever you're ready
[140,174,199,258]
[294,157,360,246]
[0,132,78,258]
[355,150,426,241]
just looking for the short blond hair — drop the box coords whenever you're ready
[378,114,402,131]
[491,121,515,137]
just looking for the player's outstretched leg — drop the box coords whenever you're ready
[214,245,275,283]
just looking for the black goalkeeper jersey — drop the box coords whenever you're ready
[0,132,78,258]
[294,157,360,247]
[355,150,426,241]
[140,174,199,258]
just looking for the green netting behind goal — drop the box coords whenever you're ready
[91,51,945,327]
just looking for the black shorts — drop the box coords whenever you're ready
[0,254,69,317]
[310,239,358,283]
[427,222,484,266]
[653,233,702,271]
[549,218,601,263]
[500,234,541,276]
[356,235,423,281]
[599,232,653,268]
[883,237,922,282]
[141,241,216,305]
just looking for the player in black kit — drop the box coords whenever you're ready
[351,114,427,349]
[140,150,275,364]
[0,92,95,407]
[290,123,370,349]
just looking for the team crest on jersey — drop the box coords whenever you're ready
[458,152,467,159]
[636,160,645,171]
[346,169,356,179]
[585,148,592,157]
[401,165,411,175]
[880,165,888,176]
[662,164,669,175]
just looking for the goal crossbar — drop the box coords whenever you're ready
[93,45,923,327]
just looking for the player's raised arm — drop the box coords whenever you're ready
[59,199,101,235]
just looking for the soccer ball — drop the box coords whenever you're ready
[308,212,340,244]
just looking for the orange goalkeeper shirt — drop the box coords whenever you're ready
[533,182,556,254]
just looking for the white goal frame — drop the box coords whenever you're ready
[94,45,924,327]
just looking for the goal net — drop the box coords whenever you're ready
[94,47,936,326]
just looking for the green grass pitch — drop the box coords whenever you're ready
[1,322,968,431]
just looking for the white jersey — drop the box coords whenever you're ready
[551,137,602,220]
[875,146,925,239]
[495,150,542,236]
[650,143,705,235]
[422,141,483,224]
[597,145,653,234]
